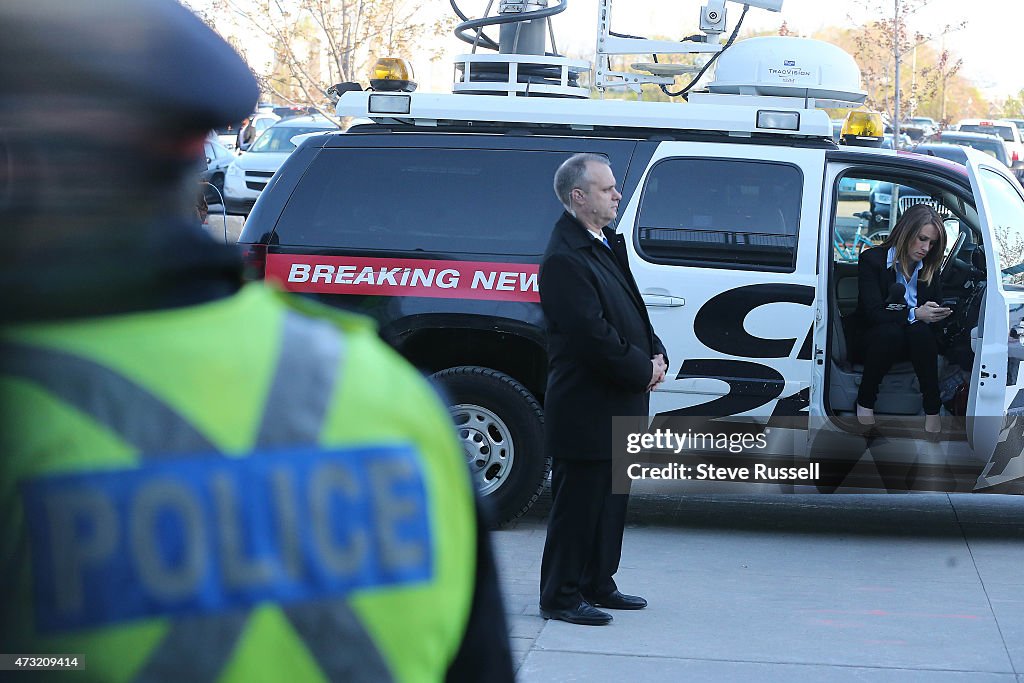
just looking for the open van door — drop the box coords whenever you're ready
[963,149,1019,488]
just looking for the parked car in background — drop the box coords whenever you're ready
[899,123,928,142]
[239,112,280,151]
[955,118,1024,174]
[212,112,280,153]
[213,120,245,153]
[867,181,942,233]
[1003,118,1024,138]
[925,130,1013,174]
[879,131,911,149]
[223,115,340,215]
[911,142,971,165]
[868,181,893,229]
[837,176,878,200]
[906,116,938,137]
[199,138,235,203]
[272,105,322,119]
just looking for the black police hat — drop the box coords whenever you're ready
[1,0,259,132]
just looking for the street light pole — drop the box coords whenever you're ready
[893,0,901,144]
[940,33,947,123]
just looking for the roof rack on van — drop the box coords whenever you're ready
[338,90,835,137]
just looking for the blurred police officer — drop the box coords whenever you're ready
[0,1,513,681]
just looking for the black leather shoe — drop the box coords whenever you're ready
[583,590,647,610]
[539,601,613,625]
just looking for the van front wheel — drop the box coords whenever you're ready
[432,366,548,527]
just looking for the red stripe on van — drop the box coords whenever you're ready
[266,254,541,303]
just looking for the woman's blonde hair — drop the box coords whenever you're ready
[880,203,947,285]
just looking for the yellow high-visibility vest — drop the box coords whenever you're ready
[0,284,477,683]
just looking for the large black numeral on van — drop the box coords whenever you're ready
[659,284,814,418]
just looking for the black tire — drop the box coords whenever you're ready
[432,366,548,527]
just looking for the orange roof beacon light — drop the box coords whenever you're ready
[840,110,884,147]
[370,58,417,93]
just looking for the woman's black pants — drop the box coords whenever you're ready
[857,321,941,414]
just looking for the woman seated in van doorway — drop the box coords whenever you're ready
[853,203,952,433]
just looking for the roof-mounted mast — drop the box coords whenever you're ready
[595,0,781,94]
[452,1,590,98]
[451,0,785,98]
[337,1,868,135]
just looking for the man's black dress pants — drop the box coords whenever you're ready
[540,458,629,610]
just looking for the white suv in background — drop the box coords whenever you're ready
[212,112,280,153]
[240,113,281,151]
[956,118,1024,179]
[223,115,339,215]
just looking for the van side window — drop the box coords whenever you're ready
[272,148,571,255]
[635,158,802,272]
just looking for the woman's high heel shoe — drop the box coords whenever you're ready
[856,403,876,426]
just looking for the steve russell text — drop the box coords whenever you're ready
[626,462,821,482]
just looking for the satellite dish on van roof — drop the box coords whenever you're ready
[707,37,867,107]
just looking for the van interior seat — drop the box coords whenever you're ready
[828,259,944,415]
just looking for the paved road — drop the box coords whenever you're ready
[495,489,1024,682]
[202,204,244,244]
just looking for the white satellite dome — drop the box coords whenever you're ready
[707,36,866,105]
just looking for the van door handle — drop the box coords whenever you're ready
[642,294,685,307]
[677,378,724,394]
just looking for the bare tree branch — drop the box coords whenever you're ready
[199,0,442,123]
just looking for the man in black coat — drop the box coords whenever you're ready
[538,153,668,626]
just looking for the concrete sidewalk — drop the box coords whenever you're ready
[493,491,1024,682]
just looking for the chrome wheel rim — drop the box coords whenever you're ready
[451,403,514,496]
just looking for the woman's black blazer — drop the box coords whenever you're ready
[854,245,943,329]
[844,246,944,360]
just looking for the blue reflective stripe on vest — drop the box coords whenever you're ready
[21,444,433,633]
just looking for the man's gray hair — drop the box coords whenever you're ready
[554,153,610,212]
